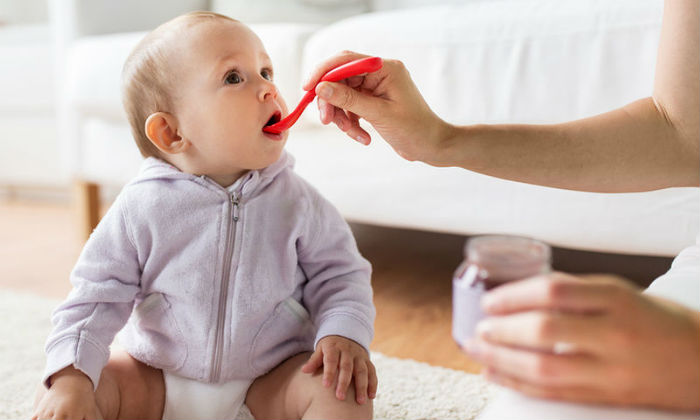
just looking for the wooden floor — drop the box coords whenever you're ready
[0,197,674,374]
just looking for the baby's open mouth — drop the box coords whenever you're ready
[264,111,282,128]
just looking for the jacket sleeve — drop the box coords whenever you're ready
[42,193,141,390]
[298,189,375,353]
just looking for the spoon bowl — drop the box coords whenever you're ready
[263,56,383,134]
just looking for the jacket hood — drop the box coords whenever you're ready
[134,151,295,196]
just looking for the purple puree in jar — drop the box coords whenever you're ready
[452,235,551,348]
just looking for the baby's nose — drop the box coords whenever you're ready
[259,81,278,101]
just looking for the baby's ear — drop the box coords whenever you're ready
[145,112,189,154]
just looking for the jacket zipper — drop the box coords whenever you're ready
[210,190,241,382]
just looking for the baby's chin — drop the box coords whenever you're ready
[249,145,286,170]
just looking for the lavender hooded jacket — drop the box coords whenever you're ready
[43,152,375,388]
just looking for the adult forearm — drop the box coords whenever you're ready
[434,0,700,193]
[436,97,699,192]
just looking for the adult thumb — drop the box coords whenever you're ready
[316,81,378,119]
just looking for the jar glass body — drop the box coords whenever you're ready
[452,235,551,347]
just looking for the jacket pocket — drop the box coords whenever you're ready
[129,292,187,371]
[250,296,315,372]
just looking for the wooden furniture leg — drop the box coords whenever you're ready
[74,180,100,241]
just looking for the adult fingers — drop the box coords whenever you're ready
[482,367,615,406]
[317,97,335,125]
[302,51,370,91]
[318,79,351,126]
[324,102,371,144]
[329,105,353,133]
[343,111,371,144]
[335,352,354,400]
[482,273,632,315]
[315,80,384,123]
[470,339,605,387]
[353,359,369,404]
[476,310,607,355]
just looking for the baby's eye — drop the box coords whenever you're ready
[224,70,242,85]
[261,69,273,81]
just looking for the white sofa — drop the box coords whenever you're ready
[0,0,61,187]
[50,0,699,256]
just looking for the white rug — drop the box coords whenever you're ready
[0,290,496,419]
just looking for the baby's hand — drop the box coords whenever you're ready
[32,366,101,420]
[301,335,377,404]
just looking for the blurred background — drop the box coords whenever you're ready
[0,0,696,370]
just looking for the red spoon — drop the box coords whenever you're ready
[263,56,383,134]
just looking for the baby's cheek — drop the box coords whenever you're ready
[277,95,288,114]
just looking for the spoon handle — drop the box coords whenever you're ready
[267,90,316,134]
[263,57,383,134]
[321,56,383,83]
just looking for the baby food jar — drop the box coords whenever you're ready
[452,235,551,348]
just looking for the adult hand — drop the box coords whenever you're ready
[464,272,700,412]
[303,51,453,165]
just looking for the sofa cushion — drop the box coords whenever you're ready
[77,117,144,184]
[74,117,700,257]
[64,31,143,121]
[249,23,321,119]
[0,24,53,110]
[285,126,699,257]
[65,23,316,122]
[301,0,663,126]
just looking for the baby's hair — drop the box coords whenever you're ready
[121,11,238,158]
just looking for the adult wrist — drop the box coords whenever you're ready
[425,120,466,167]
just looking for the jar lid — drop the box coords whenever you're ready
[465,235,551,281]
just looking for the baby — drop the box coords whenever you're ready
[33,11,376,420]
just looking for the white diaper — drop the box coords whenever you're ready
[162,372,255,420]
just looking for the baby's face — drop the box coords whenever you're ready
[171,20,288,182]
